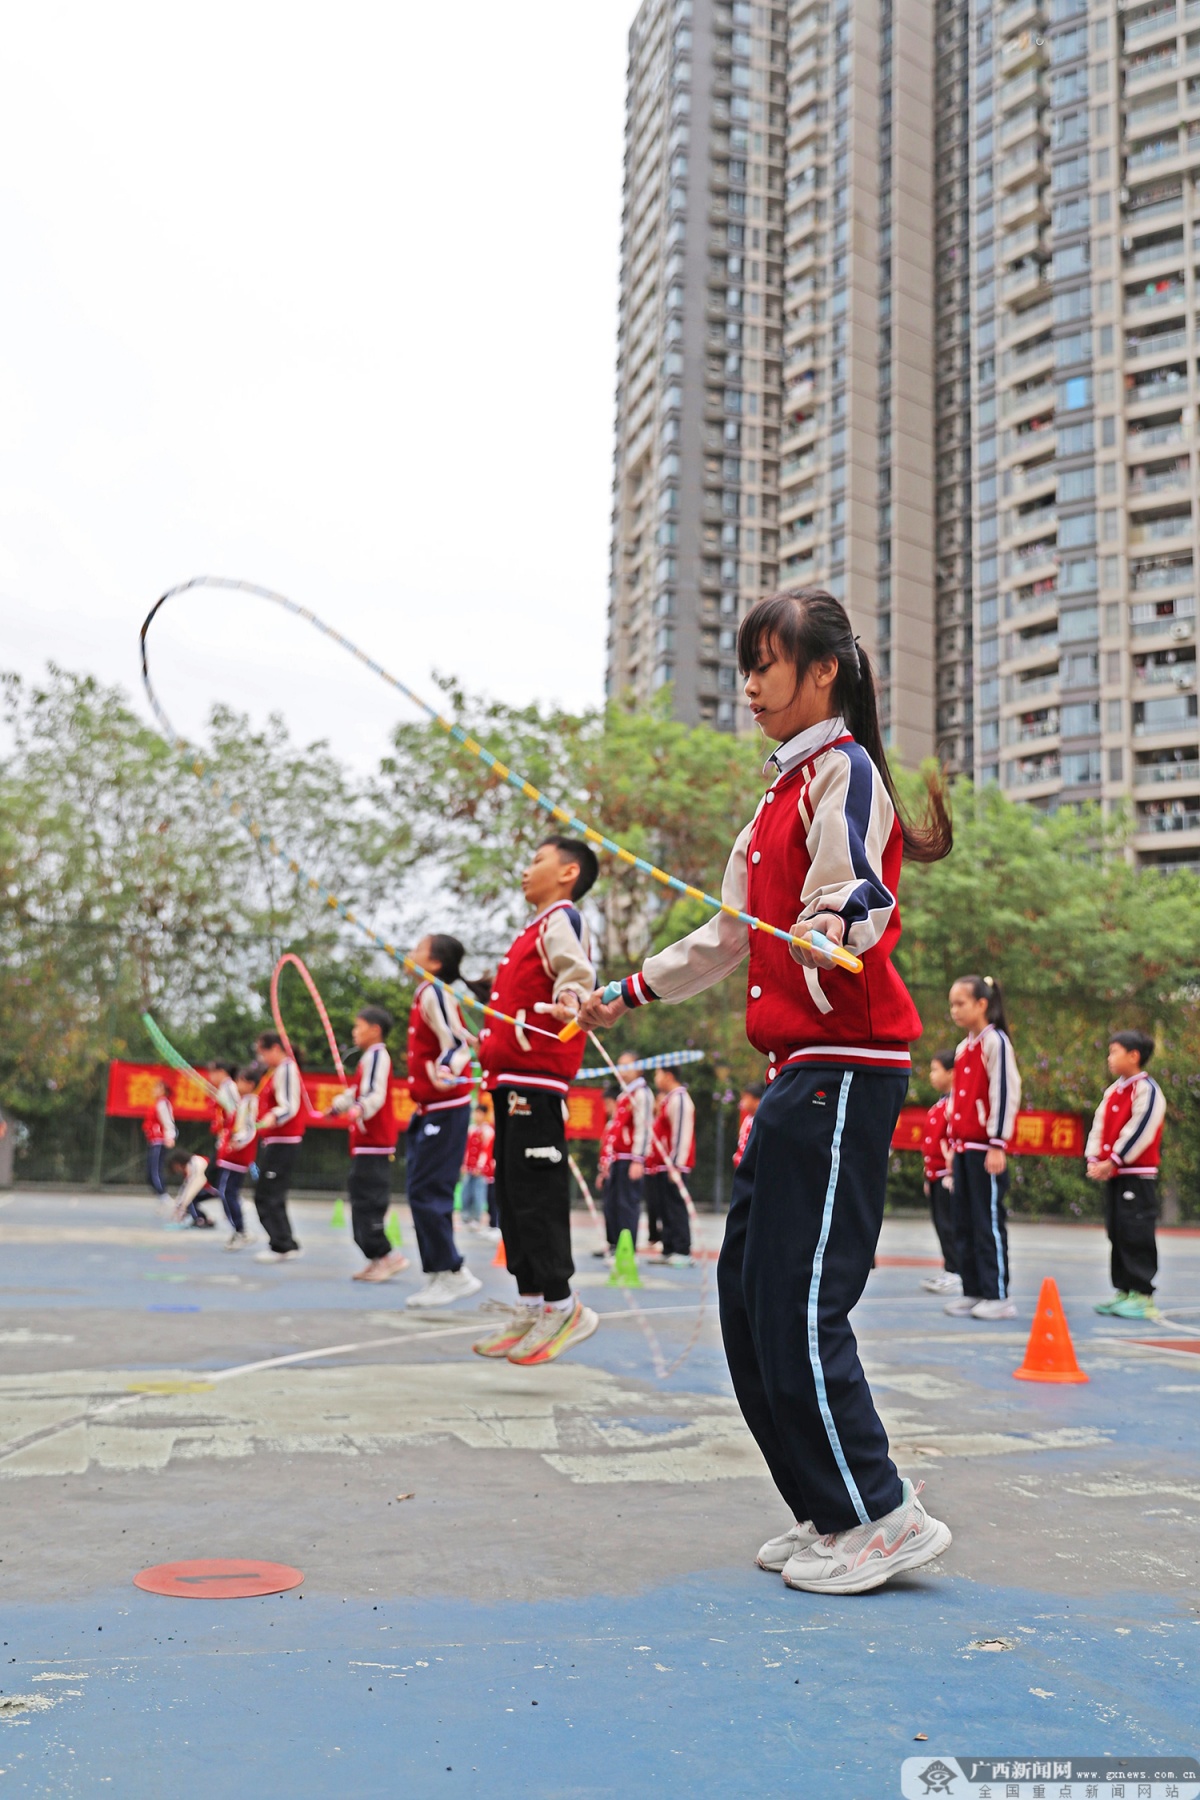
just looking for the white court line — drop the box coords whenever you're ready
[0,1323,480,1464]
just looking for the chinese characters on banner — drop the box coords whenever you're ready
[106,1062,608,1140]
[891,1105,1084,1158]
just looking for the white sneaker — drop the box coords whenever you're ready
[921,1272,963,1294]
[253,1247,302,1264]
[943,1295,983,1315]
[224,1232,249,1251]
[663,1253,693,1269]
[405,1267,484,1308]
[781,1479,952,1595]
[970,1297,1017,1320]
[404,1273,439,1308]
[756,1520,820,1572]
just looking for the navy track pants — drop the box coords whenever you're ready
[952,1149,1010,1301]
[718,1062,906,1536]
[406,1105,469,1273]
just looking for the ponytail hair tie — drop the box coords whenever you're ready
[983,975,994,988]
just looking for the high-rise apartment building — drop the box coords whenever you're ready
[609,0,1200,871]
[608,0,787,731]
[972,0,1200,869]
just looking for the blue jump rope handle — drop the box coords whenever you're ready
[602,981,622,1004]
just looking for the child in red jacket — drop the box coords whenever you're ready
[945,975,1021,1322]
[920,1050,960,1296]
[1088,1029,1166,1321]
[581,588,954,1597]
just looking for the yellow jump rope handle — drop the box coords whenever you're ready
[557,938,862,1042]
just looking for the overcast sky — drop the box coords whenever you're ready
[0,2,632,767]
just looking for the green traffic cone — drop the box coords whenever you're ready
[607,1228,642,1287]
[385,1208,403,1249]
[330,1196,345,1229]
[453,1179,463,1212]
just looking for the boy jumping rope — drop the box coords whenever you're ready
[252,1031,305,1262]
[1088,1029,1166,1321]
[329,1004,408,1284]
[474,837,600,1365]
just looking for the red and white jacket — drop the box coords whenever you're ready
[406,983,474,1113]
[217,1092,259,1172]
[950,1026,1021,1154]
[646,1084,696,1175]
[922,1095,951,1183]
[618,719,921,1079]
[597,1116,620,1185]
[733,1109,755,1168]
[331,1043,399,1154]
[463,1121,495,1179]
[258,1059,305,1147]
[142,1097,176,1146]
[1086,1072,1165,1177]
[478,900,593,1095]
[611,1076,654,1163]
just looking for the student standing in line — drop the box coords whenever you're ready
[645,1065,696,1266]
[473,837,600,1365]
[591,1093,620,1258]
[607,1050,653,1255]
[212,1064,261,1247]
[403,936,482,1308]
[1088,1029,1166,1321]
[944,975,1022,1322]
[920,1050,961,1297]
[143,1078,176,1203]
[581,588,954,1595]
[330,1005,409,1284]
[252,1031,306,1262]
[461,1104,495,1233]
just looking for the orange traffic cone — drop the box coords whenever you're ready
[1013,1277,1089,1384]
[491,1235,506,1269]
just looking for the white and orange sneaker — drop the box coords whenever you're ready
[472,1303,542,1359]
[756,1520,820,1572]
[506,1299,599,1366]
[781,1479,951,1595]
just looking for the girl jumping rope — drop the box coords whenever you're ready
[580,588,954,1595]
[944,974,1021,1321]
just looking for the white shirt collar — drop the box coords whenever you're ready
[764,715,847,779]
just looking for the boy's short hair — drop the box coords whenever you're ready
[255,1031,282,1051]
[931,1048,955,1071]
[540,834,599,901]
[357,1004,394,1037]
[742,1080,765,1099]
[1110,1028,1155,1066]
[165,1150,190,1175]
[236,1063,262,1084]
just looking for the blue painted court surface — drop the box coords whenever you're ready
[1,1192,1197,1797]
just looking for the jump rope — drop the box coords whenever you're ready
[138,575,862,1374]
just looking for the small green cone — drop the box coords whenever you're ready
[607,1228,642,1287]
[385,1208,403,1250]
[330,1196,346,1229]
[453,1179,463,1213]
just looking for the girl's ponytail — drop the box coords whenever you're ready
[955,973,1009,1035]
[738,589,953,864]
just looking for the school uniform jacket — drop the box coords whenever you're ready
[922,1095,951,1183]
[618,717,921,1081]
[406,983,474,1113]
[1085,1072,1165,1177]
[217,1093,259,1172]
[733,1110,755,1168]
[611,1076,654,1163]
[597,1116,620,1185]
[478,900,593,1095]
[142,1098,176,1146]
[949,1026,1021,1154]
[646,1085,696,1175]
[258,1059,305,1147]
[331,1043,398,1154]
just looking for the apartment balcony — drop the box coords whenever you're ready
[1001,261,1050,303]
[1124,273,1187,311]
[1129,459,1192,497]
[999,101,1047,150]
[1009,457,1057,499]
[1127,88,1182,133]
[1009,505,1058,546]
[1006,754,1062,789]
[1133,646,1197,686]
[1000,220,1047,266]
[1131,552,1195,590]
[1136,800,1200,832]
[1125,48,1181,89]
[1131,593,1196,635]
[1002,334,1054,380]
[1000,28,1047,77]
[1126,130,1185,174]
[997,136,1044,187]
[1124,228,1186,269]
[1126,321,1190,359]
[1129,507,1194,546]
[1008,628,1061,667]
[1124,1,1183,46]
[1006,580,1059,622]
[1008,667,1060,702]
[1133,755,1200,785]
[1001,182,1049,229]
[1125,363,1190,407]
[1001,296,1054,340]
[997,0,1043,37]
[1002,377,1055,423]
[1127,413,1187,451]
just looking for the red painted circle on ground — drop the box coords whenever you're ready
[133,1558,304,1599]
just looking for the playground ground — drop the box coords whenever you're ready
[0,1190,1197,1798]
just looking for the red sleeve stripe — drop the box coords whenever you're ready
[621,973,657,1008]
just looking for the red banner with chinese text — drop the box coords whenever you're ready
[106,1062,608,1140]
[891,1105,1085,1158]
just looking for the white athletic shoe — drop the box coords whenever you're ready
[781,1479,952,1595]
[943,1295,983,1315]
[224,1232,250,1251]
[405,1267,483,1308]
[756,1520,821,1572]
[253,1247,302,1264]
[663,1253,693,1269]
[921,1272,963,1295]
[970,1297,1017,1320]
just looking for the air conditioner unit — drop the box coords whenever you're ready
[1171,622,1191,640]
